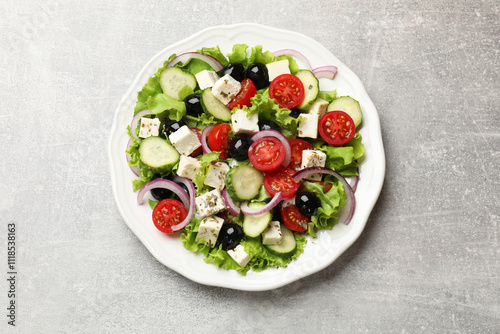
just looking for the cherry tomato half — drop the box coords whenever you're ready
[208,123,232,159]
[263,167,300,199]
[190,127,203,157]
[287,138,312,170]
[248,137,285,171]
[268,74,305,109]
[318,110,356,145]
[152,199,187,234]
[281,201,310,232]
[227,78,257,109]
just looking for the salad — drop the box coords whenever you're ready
[126,44,365,275]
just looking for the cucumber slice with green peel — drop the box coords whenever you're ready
[225,165,263,202]
[243,202,273,237]
[295,69,319,110]
[265,224,297,257]
[327,96,363,128]
[138,136,180,173]
[160,67,197,100]
[201,88,232,121]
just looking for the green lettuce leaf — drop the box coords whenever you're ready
[192,151,220,195]
[227,44,251,67]
[312,133,365,176]
[318,90,337,103]
[249,45,276,65]
[145,93,186,120]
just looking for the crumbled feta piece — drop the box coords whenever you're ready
[262,221,283,245]
[266,59,291,81]
[195,189,226,218]
[298,113,319,139]
[195,215,224,248]
[168,125,201,156]
[231,109,259,134]
[177,156,201,180]
[301,149,327,181]
[195,70,220,90]
[211,74,241,105]
[308,98,329,117]
[204,162,230,190]
[138,117,161,138]
[227,244,252,267]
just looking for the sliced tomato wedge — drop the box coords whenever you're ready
[287,138,312,170]
[208,123,232,159]
[281,201,310,232]
[318,110,356,145]
[227,78,257,109]
[263,167,300,199]
[248,136,285,171]
[152,199,187,234]
[268,74,305,109]
[190,127,203,157]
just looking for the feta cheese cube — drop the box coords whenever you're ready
[298,113,319,139]
[262,221,283,245]
[138,117,161,138]
[211,74,241,105]
[168,125,201,156]
[301,150,327,181]
[266,59,291,81]
[231,109,259,134]
[195,215,224,248]
[308,98,329,117]
[227,244,252,267]
[177,156,201,180]
[195,189,226,218]
[204,162,230,190]
[195,70,220,90]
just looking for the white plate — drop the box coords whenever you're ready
[108,23,385,291]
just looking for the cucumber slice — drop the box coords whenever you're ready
[201,88,232,121]
[327,96,363,128]
[243,202,272,237]
[265,224,297,257]
[160,67,197,100]
[296,70,319,110]
[138,137,180,173]
[225,165,263,202]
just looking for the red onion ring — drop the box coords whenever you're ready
[130,109,153,139]
[171,176,196,232]
[222,188,240,216]
[126,138,140,176]
[312,66,338,80]
[166,52,224,71]
[250,130,291,167]
[240,193,283,216]
[201,125,214,154]
[273,49,312,71]
[137,179,190,207]
[293,167,356,225]
[350,175,359,193]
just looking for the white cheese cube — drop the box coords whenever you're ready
[211,74,241,105]
[195,215,224,248]
[266,59,291,81]
[298,113,319,139]
[195,70,220,90]
[138,117,161,138]
[227,244,252,267]
[231,109,259,134]
[177,156,201,180]
[262,221,283,245]
[308,98,329,116]
[301,149,327,181]
[195,189,226,218]
[204,162,230,190]
[168,125,201,156]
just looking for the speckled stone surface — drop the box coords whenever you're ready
[1,1,499,333]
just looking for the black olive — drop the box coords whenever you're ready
[228,134,252,161]
[160,120,187,138]
[246,63,269,89]
[258,120,280,132]
[150,175,190,202]
[295,191,321,217]
[289,109,301,119]
[184,94,204,117]
[219,63,245,82]
[217,223,244,251]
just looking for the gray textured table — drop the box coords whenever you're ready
[1,1,499,333]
